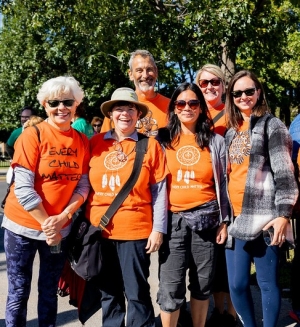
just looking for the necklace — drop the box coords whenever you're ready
[113,141,136,162]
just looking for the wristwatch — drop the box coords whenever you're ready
[63,210,72,220]
[221,221,230,226]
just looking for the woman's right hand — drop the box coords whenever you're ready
[46,232,62,246]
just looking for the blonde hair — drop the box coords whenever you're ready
[23,115,44,129]
[195,64,226,94]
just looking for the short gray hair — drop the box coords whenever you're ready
[128,50,157,71]
[37,76,84,105]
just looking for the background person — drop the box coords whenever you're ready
[5,106,35,159]
[91,116,103,134]
[2,76,90,327]
[196,64,236,327]
[225,70,298,327]
[157,82,230,327]
[101,49,170,136]
[86,87,167,327]
[72,102,94,139]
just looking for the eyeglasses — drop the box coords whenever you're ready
[232,88,256,98]
[198,79,221,88]
[174,100,200,110]
[47,99,75,108]
[93,124,101,127]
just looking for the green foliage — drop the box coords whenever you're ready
[0,0,299,140]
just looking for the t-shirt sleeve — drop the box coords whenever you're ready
[148,138,167,185]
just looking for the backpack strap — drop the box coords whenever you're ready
[212,110,225,125]
[98,134,149,230]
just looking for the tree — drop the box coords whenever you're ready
[0,0,299,141]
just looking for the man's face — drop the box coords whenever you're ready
[20,109,33,126]
[128,55,158,93]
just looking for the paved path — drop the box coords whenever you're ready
[0,172,298,326]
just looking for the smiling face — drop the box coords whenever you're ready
[175,90,201,131]
[128,55,158,96]
[232,76,260,117]
[44,93,77,131]
[110,102,141,138]
[198,70,224,108]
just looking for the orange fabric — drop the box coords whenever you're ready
[4,121,90,230]
[165,134,216,212]
[297,149,300,167]
[228,121,251,216]
[100,93,169,136]
[209,103,227,136]
[86,133,166,240]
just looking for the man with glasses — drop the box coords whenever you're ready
[101,49,170,137]
[6,106,35,159]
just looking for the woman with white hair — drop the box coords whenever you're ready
[2,76,90,327]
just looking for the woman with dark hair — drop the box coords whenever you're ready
[157,82,230,327]
[225,70,298,327]
[72,103,94,139]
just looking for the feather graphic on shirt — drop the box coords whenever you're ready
[177,169,182,182]
[109,175,115,191]
[115,174,120,187]
[184,170,190,184]
[102,174,107,188]
[190,170,195,179]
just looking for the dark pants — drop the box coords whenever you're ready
[157,213,218,312]
[100,238,155,327]
[4,229,67,327]
[291,216,300,310]
[226,234,280,327]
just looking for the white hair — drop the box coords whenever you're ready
[37,76,84,105]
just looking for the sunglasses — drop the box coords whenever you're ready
[174,100,200,110]
[93,124,101,127]
[232,88,256,98]
[198,79,221,88]
[47,99,75,108]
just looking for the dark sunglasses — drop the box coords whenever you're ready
[174,100,200,110]
[47,99,75,108]
[232,88,256,98]
[93,124,101,127]
[198,79,221,88]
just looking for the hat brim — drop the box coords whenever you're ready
[101,100,148,119]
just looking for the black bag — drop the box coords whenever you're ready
[68,134,149,281]
[67,210,103,281]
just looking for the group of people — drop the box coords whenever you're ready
[2,49,299,327]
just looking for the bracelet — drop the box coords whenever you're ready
[63,210,72,220]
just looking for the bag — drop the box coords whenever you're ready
[178,200,220,231]
[68,210,103,281]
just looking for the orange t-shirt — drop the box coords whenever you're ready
[165,134,216,212]
[100,93,169,136]
[209,103,226,137]
[228,121,251,216]
[4,121,90,230]
[86,133,166,240]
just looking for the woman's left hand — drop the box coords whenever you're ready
[263,217,289,247]
[145,231,163,253]
[216,223,228,244]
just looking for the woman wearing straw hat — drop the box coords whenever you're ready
[85,87,168,327]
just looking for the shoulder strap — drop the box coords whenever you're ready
[98,134,149,230]
[212,110,225,124]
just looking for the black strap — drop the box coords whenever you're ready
[212,110,225,124]
[1,125,41,209]
[98,134,149,230]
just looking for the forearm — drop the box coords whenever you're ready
[150,178,168,234]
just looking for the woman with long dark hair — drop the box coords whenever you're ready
[157,82,230,327]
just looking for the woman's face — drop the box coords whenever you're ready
[198,71,223,108]
[232,76,260,115]
[174,90,201,128]
[44,93,77,130]
[110,102,141,137]
[93,121,102,133]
